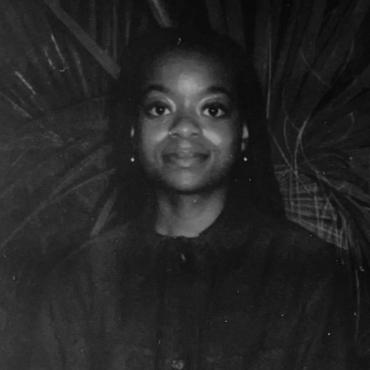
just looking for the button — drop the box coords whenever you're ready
[171,359,185,369]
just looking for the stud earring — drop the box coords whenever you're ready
[241,139,248,163]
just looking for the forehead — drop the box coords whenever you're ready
[140,50,236,91]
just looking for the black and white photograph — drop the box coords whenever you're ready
[0,0,369,368]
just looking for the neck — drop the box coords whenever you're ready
[155,187,227,238]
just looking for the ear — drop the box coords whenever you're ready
[129,125,138,152]
[130,126,135,139]
[242,124,249,140]
[241,124,249,153]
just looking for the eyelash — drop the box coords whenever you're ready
[144,103,171,117]
[142,102,230,118]
[202,103,229,118]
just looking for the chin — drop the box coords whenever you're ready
[158,173,227,195]
[143,162,232,194]
[162,180,205,194]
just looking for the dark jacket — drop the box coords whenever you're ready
[31,203,361,369]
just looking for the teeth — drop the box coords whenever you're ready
[167,152,201,158]
[163,152,207,165]
[175,152,195,158]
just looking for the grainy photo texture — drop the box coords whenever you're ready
[0,1,369,369]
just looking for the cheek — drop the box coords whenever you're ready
[203,129,223,146]
[138,121,168,156]
[203,124,239,152]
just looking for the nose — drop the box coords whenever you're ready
[169,112,201,138]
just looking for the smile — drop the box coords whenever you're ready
[162,151,209,168]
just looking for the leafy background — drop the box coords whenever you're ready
[0,0,369,362]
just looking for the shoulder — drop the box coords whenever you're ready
[61,215,150,265]
[274,216,340,259]
[250,215,356,317]
[252,212,348,281]
[44,220,144,297]
[275,220,338,257]
[57,223,129,268]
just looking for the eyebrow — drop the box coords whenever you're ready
[141,84,170,95]
[141,84,233,98]
[205,86,233,97]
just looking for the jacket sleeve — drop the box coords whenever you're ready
[29,231,126,370]
[29,251,104,370]
[297,264,359,369]
[30,274,92,370]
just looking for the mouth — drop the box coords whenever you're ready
[162,150,209,168]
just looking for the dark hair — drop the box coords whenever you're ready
[108,27,284,222]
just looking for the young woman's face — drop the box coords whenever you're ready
[136,50,246,194]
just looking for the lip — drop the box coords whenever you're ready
[162,151,209,168]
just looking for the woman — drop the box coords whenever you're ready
[31,28,361,369]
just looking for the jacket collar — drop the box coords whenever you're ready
[129,195,271,256]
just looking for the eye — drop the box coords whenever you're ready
[203,103,228,118]
[145,103,171,117]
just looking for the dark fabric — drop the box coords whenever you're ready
[30,203,362,369]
